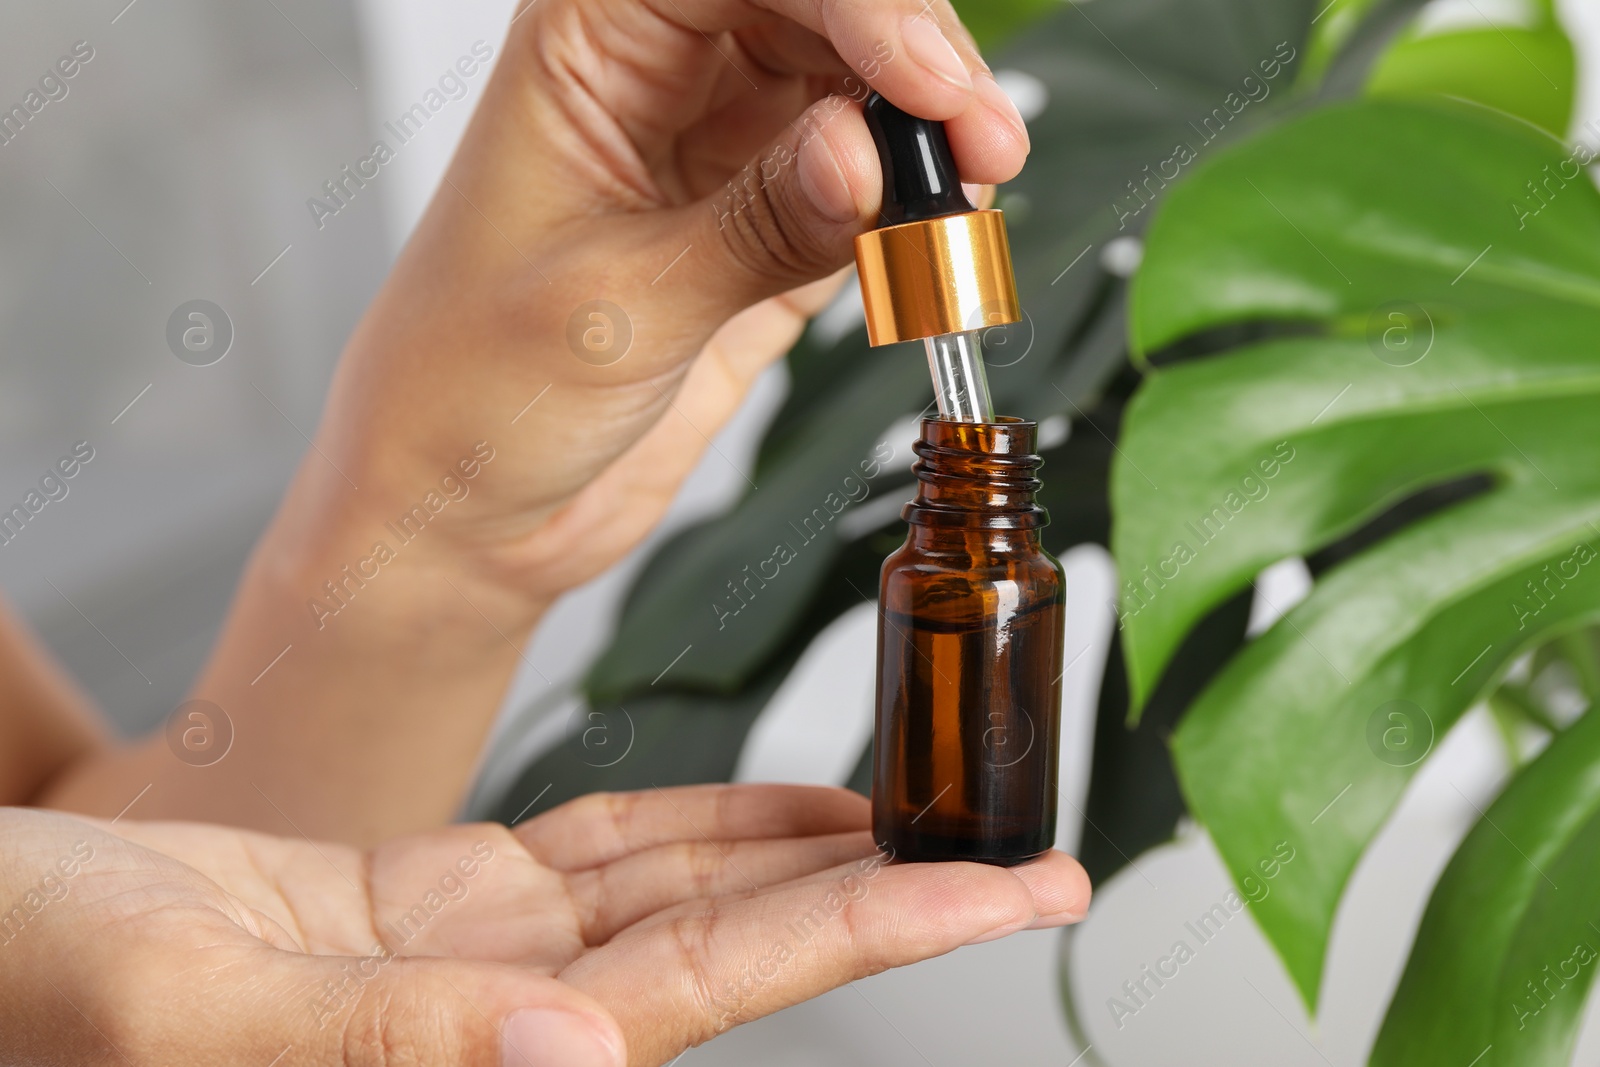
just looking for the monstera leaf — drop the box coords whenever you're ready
[1365,0,1575,137]
[1117,93,1600,1031]
[1370,699,1600,1066]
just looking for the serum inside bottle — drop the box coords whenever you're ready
[854,94,1064,865]
[874,419,1064,865]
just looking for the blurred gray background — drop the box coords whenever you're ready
[0,0,386,734]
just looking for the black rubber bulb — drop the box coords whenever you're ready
[863,91,974,227]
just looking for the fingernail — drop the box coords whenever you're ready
[962,916,1033,947]
[502,1009,623,1067]
[797,131,861,224]
[976,73,1030,149]
[1025,907,1088,931]
[901,17,973,93]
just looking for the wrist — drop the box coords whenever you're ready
[124,470,553,839]
[251,451,555,661]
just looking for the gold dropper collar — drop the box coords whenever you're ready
[854,209,1020,347]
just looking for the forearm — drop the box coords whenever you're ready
[0,601,108,807]
[43,189,633,842]
[42,453,549,844]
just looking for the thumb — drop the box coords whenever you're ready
[687,94,882,317]
[278,952,626,1067]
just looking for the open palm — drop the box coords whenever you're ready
[6,785,1087,1066]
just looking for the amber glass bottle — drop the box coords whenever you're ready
[873,418,1064,866]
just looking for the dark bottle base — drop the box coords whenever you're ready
[876,824,1053,868]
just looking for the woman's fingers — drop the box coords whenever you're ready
[733,17,852,81]
[560,852,1084,1064]
[606,846,1091,943]
[668,71,1025,318]
[515,784,870,871]
[944,73,1032,184]
[1,811,626,1067]
[803,0,977,117]
[658,93,876,318]
[510,271,849,593]
[671,70,819,202]
[565,0,1026,192]
[634,0,981,119]
[729,0,1032,187]
[316,955,625,1067]
[566,830,879,944]
[463,0,1026,358]
[1013,850,1093,930]
[180,946,627,1067]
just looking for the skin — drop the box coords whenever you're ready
[39,0,1034,844]
[0,787,1090,1066]
[0,602,103,807]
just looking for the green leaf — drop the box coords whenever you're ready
[1078,588,1253,885]
[951,0,1059,51]
[489,676,792,824]
[1557,628,1600,702]
[1125,99,1600,707]
[1298,0,1390,89]
[1172,488,1600,1002]
[1301,0,1439,100]
[1119,99,1600,1008]
[1370,704,1600,1067]
[1366,0,1575,137]
[1001,0,1318,243]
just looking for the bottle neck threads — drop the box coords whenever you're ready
[903,418,1048,531]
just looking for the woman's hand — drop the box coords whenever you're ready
[327,0,1030,598]
[46,0,1032,841]
[4,785,1088,1066]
